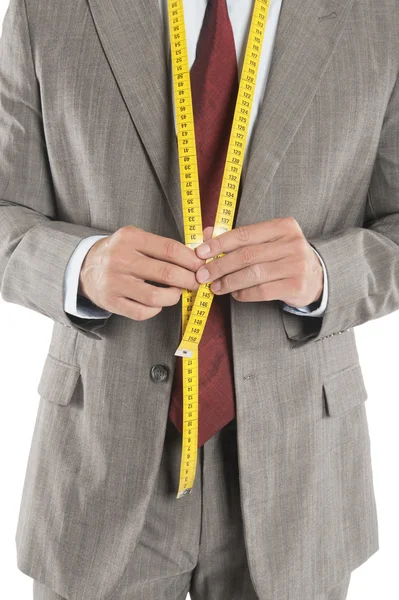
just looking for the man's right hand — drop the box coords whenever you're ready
[78,226,205,321]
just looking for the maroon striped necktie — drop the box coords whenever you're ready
[168,0,239,447]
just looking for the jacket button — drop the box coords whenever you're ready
[150,364,169,383]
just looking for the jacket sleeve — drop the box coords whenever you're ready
[281,68,399,347]
[0,0,112,340]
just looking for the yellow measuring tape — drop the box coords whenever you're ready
[168,0,271,498]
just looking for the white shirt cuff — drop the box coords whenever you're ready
[64,235,112,319]
[281,246,328,317]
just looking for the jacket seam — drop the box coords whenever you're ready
[22,0,39,82]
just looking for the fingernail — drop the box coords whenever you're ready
[212,280,221,292]
[197,267,210,283]
[196,243,211,258]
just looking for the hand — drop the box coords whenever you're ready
[78,226,205,321]
[195,217,324,307]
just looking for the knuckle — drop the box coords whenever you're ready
[109,295,125,315]
[161,262,176,284]
[292,277,307,297]
[296,257,308,277]
[147,286,160,307]
[111,227,125,244]
[211,256,224,276]
[240,246,256,265]
[221,275,230,290]
[106,295,118,312]
[113,225,133,241]
[133,304,150,321]
[258,283,271,300]
[124,225,143,245]
[248,263,264,283]
[212,236,224,255]
[293,237,308,256]
[98,292,112,311]
[237,225,251,243]
[283,216,301,233]
[170,289,182,305]
[165,239,181,261]
[188,274,199,290]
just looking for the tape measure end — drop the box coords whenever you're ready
[175,348,194,359]
[176,488,192,499]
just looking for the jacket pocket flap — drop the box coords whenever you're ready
[37,354,80,405]
[323,363,368,417]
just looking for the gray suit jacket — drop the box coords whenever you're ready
[1,0,397,598]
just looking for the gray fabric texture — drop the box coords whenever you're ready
[32,419,351,600]
[33,418,259,599]
[1,0,397,597]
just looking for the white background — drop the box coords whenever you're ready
[0,0,398,598]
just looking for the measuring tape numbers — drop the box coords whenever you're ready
[168,0,271,498]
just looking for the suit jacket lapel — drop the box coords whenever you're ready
[236,0,356,227]
[86,0,184,239]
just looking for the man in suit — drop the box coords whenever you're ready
[1,0,397,597]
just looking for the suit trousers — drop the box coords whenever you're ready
[32,417,351,600]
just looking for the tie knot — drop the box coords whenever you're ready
[209,0,228,14]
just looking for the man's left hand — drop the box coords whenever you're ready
[195,217,324,307]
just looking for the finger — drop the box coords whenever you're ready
[118,277,182,307]
[196,241,292,284]
[110,296,163,321]
[125,228,204,271]
[195,217,299,259]
[210,259,295,295]
[232,278,297,303]
[128,255,199,291]
[202,226,214,242]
